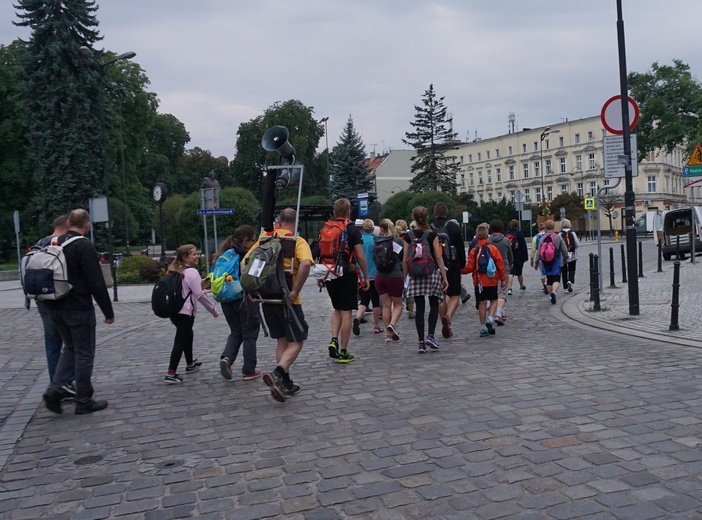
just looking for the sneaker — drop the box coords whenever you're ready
[61,382,76,402]
[440,316,452,338]
[352,317,361,336]
[485,321,496,335]
[328,339,339,359]
[417,342,427,354]
[408,312,415,319]
[550,292,557,305]
[359,316,368,324]
[520,286,526,293]
[425,335,440,350]
[285,380,301,396]
[507,289,513,296]
[262,371,289,402]
[567,281,573,293]
[75,399,108,415]
[185,360,202,373]
[460,285,471,304]
[43,389,63,414]
[242,370,262,381]
[543,285,549,295]
[385,337,393,343]
[164,373,183,384]
[387,324,400,341]
[219,358,232,380]
[338,350,355,364]
[494,316,504,326]
[480,329,490,338]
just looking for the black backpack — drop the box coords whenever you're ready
[430,221,455,266]
[373,236,397,273]
[152,270,191,318]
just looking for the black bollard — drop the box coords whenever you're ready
[669,260,680,331]
[620,244,627,283]
[592,254,601,311]
[638,241,644,278]
[589,252,595,302]
[676,235,680,261]
[657,240,663,272]
[609,247,616,288]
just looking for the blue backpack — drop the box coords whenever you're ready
[474,244,496,278]
[209,248,244,302]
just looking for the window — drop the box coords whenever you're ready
[496,149,500,158]
[460,173,465,187]
[523,163,529,179]
[547,186,553,201]
[486,151,490,160]
[589,181,597,197]
[459,155,464,163]
[588,131,594,142]
[479,194,484,204]
[509,190,515,202]
[588,153,596,170]
[603,178,610,187]
[560,183,568,195]
[575,155,582,171]
[546,159,552,175]
[488,193,493,202]
[559,136,564,147]
[508,146,513,155]
[468,154,472,163]
[534,161,540,178]
[545,139,550,150]
[647,175,657,193]
[575,133,580,144]
[524,188,531,203]
[478,171,483,185]
[470,173,474,186]
[522,143,527,153]
[487,169,492,184]
[496,167,502,182]
[577,182,583,198]
[534,142,538,152]
[559,157,567,173]
[535,187,542,203]
[477,152,481,161]
[509,165,515,180]
[497,191,502,199]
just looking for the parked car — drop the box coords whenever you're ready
[658,206,702,260]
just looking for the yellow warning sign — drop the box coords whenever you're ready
[584,197,596,210]
[688,144,702,166]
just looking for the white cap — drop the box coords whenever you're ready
[355,219,363,226]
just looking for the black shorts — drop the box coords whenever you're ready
[359,280,380,308]
[325,273,358,311]
[445,266,462,297]
[510,260,526,277]
[262,304,308,343]
[474,285,498,308]
[546,274,561,286]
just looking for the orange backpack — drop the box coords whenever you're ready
[318,219,353,268]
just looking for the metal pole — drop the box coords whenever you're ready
[159,204,165,262]
[657,240,663,272]
[119,96,129,255]
[592,254,601,311]
[669,260,680,331]
[202,215,210,273]
[620,243,627,283]
[589,252,595,302]
[616,0,640,315]
[691,187,696,264]
[609,247,616,288]
[638,241,644,277]
[212,214,218,271]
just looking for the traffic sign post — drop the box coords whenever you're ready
[604,134,639,178]
[584,198,596,210]
[600,95,639,135]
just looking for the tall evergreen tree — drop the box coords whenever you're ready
[14,0,104,219]
[403,84,460,195]
[329,115,373,201]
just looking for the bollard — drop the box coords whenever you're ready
[657,240,663,273]
[609,247,616,288]
[592,253,601,311]
[638,241,644,278]
[620,244,627,283]
[669,260,680,331]
[676,235,680,261]
[589,252,595,302]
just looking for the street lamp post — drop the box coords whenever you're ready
[79,46,136,302]
[319,117,329,200]
[539,127,560,212]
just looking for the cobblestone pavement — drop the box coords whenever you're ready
[1,240,701,519]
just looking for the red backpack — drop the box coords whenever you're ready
[318,219,352,269]
[407,231,436,278]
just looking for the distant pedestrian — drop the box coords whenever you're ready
[534,220,569,304]
[216,225,262,382]
[531,222,547,294]
[164,244,220,384]
[560,219,580,293]
[374,218,404,342]
[395,219,414,320]
[461,223,506,337]
[403,206,448,353]
[487,219,513,326]
[354,219,382,335]
[505,219,528,295]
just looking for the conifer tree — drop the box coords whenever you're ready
[329,115,374,201]
[14,0,104,218]
[403,84,460,195]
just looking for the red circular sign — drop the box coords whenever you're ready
[600,95,639,135]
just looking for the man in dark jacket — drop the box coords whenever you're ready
[506,219,529,294]
[432,202,466,338]
[42,209,115,415]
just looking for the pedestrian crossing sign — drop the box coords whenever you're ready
[584,197,596,210]
[687,144,702,166]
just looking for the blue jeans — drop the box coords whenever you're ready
[221,299,260,375]
[37,301,64,383]
[47,308,97,404]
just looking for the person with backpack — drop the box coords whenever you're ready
[354,219,382,335]
[403,206,448,354]
[41,209,114,415]
[320,198,370,364]
[395,219,415,320]
[505,219,528,295]
[214,225,262,382]
[530,222,548,294]
[374,218,405,342]
[487,219,513,326]
[164,244,220,384]
[533,219,569,304]
[559,218,580,293]
[431,203,466,339]
[461,223,506,337]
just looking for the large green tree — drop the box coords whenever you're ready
[14,0,104,219]
[329,115,373,201]
[403,84,460,195]
[628,60,702,159]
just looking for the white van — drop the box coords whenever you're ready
[658,206,702,260]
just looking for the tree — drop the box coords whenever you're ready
[146,113,191,192]
[550,192,585,233]
[329,115,373,201]
[403,84,460,195]
[14,0,106,220]
[380,191,415,223]
[628,60,702,159]
[599,190,622,236]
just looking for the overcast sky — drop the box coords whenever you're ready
[2,1,700,160]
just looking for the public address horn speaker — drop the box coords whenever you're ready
[261,125,295,162]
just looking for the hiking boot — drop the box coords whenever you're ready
[185,360,202,373]
[417,342,427,354]
[386,324,400,341]
[164,373,183,384]
[328,339,339,359]
[75,399,108,415]
[485,321,496,335]
[480,329,490,338]
[242,370,262,381]
[567,281,573,293]
[43,389,63,414]
[262,371,289,402]
[550,292,557,305]
[219,358,232,380]
[425,335,440,350]
[352,317,361,336]
[338,350,355,364]
[440,316,452,338]
[507,289,512,296]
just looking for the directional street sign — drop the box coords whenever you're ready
[584,197,596,210]
[197,208,234,216]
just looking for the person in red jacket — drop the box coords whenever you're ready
[461,223,506,337]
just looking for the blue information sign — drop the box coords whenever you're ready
[197,208,234,216]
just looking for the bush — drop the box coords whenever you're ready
[117,255,161,284]
[139,261,163,282]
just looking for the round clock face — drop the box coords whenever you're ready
[153,183,165,203]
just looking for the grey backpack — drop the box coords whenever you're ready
[22,236,86,300]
